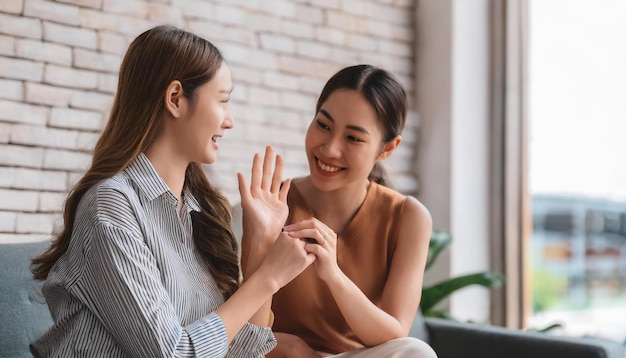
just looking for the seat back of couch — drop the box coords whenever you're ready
[0,241,53,358]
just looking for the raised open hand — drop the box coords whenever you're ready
[237,146,291,277]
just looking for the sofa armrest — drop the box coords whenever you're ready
[425,317,623,358]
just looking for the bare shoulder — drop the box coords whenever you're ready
[401,195,432,227]
[395,195,432,247]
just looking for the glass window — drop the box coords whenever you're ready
[528,0,626,344]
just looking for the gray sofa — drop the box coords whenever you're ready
[1,239,623,358]
[1,241,53,358]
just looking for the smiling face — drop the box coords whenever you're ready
[177,63,233,164]
[305,89,387,192]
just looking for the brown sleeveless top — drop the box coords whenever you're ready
[271,181,407,354]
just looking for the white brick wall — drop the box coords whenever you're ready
[0,0,419,243]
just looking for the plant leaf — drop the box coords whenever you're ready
[423,308,455,319]
[420,271,505,314]
[426,231,452,270]
[527,322,563,333]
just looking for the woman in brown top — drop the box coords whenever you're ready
[267,65,437,357]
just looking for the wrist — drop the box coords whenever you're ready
[250,264,281,295]
[241,233,274,276]
[323,267,345,288]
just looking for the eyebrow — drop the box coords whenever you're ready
[319,109,370,135]
[219,87,233,94]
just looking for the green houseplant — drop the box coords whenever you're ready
[420,231,505,319]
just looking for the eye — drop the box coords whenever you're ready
[347,135,364,143]
[316,120,330,131]
[221,98,230,104]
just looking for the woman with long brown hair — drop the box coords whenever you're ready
[30,25,314,357]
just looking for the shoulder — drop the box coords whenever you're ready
[368,183,432,235]
[401,195,431,222]
[373,183,404,199]
[79,173,142,231]
[369,182,410,212]
[396,195,432,247]
[287,176,309,201]
[288,176,309,193]
[370,183,432,245]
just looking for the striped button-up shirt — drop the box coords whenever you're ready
[31,153,276,357]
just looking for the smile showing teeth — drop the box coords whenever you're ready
[317,159,341,173]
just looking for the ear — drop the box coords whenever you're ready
[164,80,185,118]
[377,135,402,160]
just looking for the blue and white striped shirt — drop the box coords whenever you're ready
[31,153,276,357]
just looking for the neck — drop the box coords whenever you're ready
[144,140,188,205]
[298,177,370,235]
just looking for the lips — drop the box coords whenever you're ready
[316,158,343,173]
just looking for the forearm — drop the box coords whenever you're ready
[241,242,266,279]
[327,271,406,346]
[240,219,275,279]
[248,298,273,327]
[240,242,274,328]
[216,267,279,342]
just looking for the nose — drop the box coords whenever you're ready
[223,107,234,129]
[321,134,342,158]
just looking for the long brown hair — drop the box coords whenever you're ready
[315,65,407,186]
[32,26,240,298]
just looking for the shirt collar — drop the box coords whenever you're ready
[125,153,201,213]
[183,186,201,212]
[125,153,170,201]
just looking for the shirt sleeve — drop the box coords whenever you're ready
[77,221,230,357]
[227,323,277,358]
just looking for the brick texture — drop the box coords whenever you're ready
[0,0,420,242]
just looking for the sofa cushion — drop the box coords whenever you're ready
[0,241,53,358]
[409,310,430,342]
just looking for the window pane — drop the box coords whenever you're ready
[528,0,626,344]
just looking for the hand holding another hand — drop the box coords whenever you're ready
[283,218,340,283]
[257,232,316,292]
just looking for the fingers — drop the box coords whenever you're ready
[267,233,316,284]
[304,241,324,255]
[237,172,250,201]
[279,178,291,202]
[283,217,319,232]
[250,152,262,190]
[287,228,328,245]
[271,153,284,194]
[261,146,274,190]
[248,146,289,195]
[283,219,335,240]
[284,220,336,247]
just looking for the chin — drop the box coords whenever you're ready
[199,152,217,164]
[309,173,341,192]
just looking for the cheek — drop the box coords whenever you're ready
[203,106,221,127]
[304,127,316,151]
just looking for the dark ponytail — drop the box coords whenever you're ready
[368,162,392,187]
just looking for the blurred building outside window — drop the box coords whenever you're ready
[528,0,626,345]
